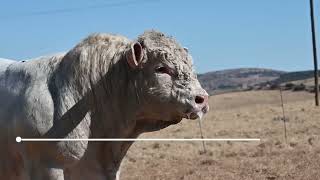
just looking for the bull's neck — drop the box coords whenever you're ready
[88,60,139,139]
[51,49,140,138]
[50,52,141,176]
[84,57,141,176]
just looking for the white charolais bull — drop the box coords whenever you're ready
[0,30,209,180]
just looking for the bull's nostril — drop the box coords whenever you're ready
[195,96,205,104]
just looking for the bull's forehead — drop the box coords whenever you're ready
[138,30,196,79]
[171,51,195,81]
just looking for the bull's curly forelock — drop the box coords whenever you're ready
[137,30,183,51]
[136,30,193,69]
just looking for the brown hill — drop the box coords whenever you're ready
[198,68,286,95]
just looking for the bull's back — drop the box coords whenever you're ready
[0,58,16,81]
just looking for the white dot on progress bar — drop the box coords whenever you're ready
[16,136,22,143]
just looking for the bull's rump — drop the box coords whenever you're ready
[0,56,60,136]
[0,54,87,167]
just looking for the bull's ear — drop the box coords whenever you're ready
[126,42,143,69]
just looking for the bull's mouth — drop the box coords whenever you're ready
[135,104,209,132]
[184,105,209,120]
[184,112,200,120]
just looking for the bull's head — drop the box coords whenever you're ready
[126,31,209,131]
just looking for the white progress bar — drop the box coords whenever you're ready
[16,137,260,143]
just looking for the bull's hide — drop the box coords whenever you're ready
[0,30,209,180]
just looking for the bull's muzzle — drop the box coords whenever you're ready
[186,93,209,120]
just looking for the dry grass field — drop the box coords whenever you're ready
[121,90,320,180]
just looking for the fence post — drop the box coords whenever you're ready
[310,0,319,106]
[279,88,288,144]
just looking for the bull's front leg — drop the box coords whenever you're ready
[105,168,121,180]
[45,168,64,180]
[114,171,121,180]
[31,166,64,180]
[64,164,119,180]
[116,168,121,180]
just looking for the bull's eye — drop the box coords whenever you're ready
[155,66,171,75]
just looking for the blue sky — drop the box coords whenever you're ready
[0,0,319,73]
